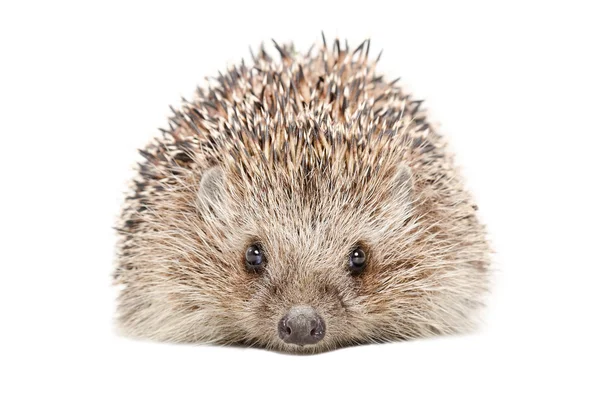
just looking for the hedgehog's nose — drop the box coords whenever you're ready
[278,306,325,346]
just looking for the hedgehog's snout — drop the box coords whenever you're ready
[278,306,325,346]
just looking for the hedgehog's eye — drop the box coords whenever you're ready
[349,247,367,275]
[245,244,266,271]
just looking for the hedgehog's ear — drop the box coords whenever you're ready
[392,163,414,207]
[394,163,413,191]
[198,166,226,209]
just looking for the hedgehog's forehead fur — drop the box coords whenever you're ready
[115,37,489,354]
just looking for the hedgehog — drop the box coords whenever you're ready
[114,36,490,354]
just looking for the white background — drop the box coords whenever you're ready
[1,1,599,396]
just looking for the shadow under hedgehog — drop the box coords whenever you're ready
[114,36,491,354]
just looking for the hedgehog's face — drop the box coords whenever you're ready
[117,149,484,353]
[183,159,425,353]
